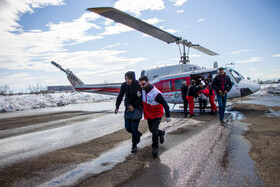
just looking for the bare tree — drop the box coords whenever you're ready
[27,82,42,93]
[0,84,9,95]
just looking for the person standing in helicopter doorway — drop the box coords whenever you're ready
[212,67,232,126]
[115,71,143,153]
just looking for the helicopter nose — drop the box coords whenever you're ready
[239,80,261,97]
[250,82,261,93]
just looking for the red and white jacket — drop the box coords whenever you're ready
[142,86,164,119]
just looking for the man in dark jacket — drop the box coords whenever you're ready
[181,81,188,115]
[139,76,171,157]
[115,71,143,153]
[212,67,232,126]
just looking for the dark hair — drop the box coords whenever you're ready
[139,76,148,82]
[125,71,136,80]
[191,80,196,85]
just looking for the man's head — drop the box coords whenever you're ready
[125,71,135,85]
[139,76,149,90]
[218,67,224,75]
[191,80,196,86]
[199,83,204,88]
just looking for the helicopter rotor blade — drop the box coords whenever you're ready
[191,44,219,56]
[87,7,181,44]
[87,7,218,56]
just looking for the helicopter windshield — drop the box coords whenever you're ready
[229,69,244,83]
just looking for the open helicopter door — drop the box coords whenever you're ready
[190,69,218,84]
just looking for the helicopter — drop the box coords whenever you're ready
[51,7,261,104]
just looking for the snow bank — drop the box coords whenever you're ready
[252,84,280,96]
[0,92,114,113]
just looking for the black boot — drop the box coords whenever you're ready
[131,145,137,153]
[152,147,158,157]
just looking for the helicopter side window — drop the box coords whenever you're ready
[175,79,185,90]
[162,80,173,92]
[229,69,244,83]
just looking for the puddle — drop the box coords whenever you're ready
[225,110,245,122]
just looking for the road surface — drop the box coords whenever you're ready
[0,100,264,186]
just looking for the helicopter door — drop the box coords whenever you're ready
[190,72,214,84]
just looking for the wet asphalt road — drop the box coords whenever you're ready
[0,101,264,186]
[124,112,263,187]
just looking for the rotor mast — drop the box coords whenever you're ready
[177,40,192,64]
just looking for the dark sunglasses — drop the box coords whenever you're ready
[140,82,147,86]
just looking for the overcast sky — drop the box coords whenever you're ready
[0,0,280,92]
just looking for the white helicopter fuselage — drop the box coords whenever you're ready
[52,61,261,104]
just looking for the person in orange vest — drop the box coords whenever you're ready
[186,80,198,117]
[139,76,171,157]
[205,79,217,115]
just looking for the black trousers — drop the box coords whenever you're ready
[183,98,188,114]
[199,99,207,113]
[148,117,164,148]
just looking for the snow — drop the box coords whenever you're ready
[252,84,280,96]
[0,92,114,113]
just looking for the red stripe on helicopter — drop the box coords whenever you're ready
[75,87,120,93]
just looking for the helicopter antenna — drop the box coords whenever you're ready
[87,7,219,61]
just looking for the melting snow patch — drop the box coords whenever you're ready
[0,93,114,113]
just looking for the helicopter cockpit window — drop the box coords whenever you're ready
[162,80,173,91]
[229,69,244,83]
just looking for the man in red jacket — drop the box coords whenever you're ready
[139,76,171,157]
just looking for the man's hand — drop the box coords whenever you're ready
[128,105,134,112]
[166,117,171,123]
[219,90,222,94]
[115,108,119,114]
[224,90,228,94]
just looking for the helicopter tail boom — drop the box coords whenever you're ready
[51,61,85,89]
